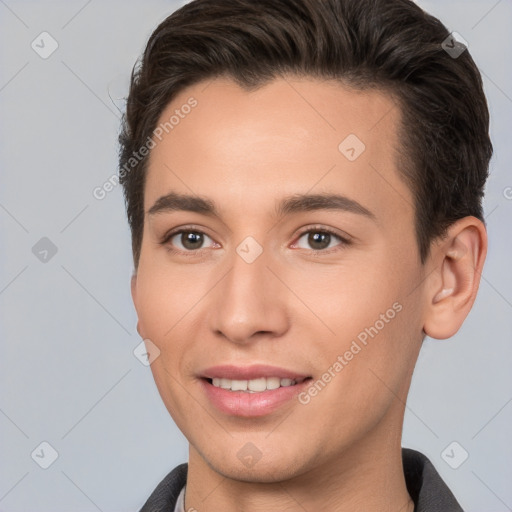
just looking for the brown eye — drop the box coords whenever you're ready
[295,228,351,253]
[295,229,347,251]
[307,232,332,250]
[166,230,215,252]
[180,231,204,250]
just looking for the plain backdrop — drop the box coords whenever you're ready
[0,0,511,510]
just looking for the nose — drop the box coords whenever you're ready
[207,243,290,345]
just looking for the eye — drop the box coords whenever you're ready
[162,228,217,254]
[293,227,351,252]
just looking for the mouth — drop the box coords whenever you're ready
[198,364,313,416]
[199,377,313,419]
[202,376,311,393]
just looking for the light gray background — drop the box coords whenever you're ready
[0,0,511,510]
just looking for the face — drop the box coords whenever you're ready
[131,76,428,483]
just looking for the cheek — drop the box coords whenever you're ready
[311,257,399,336]
[134,264,204,382]
[135,262,200,338]
[136,284,171,339]
[311,254,422,392]
[135,267,196,424]
[301,300,420,443]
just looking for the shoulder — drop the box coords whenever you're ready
[402,447,464,512]
[139,463,188,512]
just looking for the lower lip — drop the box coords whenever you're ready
[200,378,312,417]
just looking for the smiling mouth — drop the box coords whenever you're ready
[203,376,312,393]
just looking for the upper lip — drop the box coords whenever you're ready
[200,364,311,381]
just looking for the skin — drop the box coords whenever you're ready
[131,76,487,512]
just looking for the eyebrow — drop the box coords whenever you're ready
[147,191,376,221]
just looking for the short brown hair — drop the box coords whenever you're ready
[119,0,493,269]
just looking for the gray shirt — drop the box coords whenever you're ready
[140,448,464,512]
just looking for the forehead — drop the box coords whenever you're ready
[144,76,412,223]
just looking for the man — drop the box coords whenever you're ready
[118,0,492,510]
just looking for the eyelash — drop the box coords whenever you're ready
[160,225,352,257]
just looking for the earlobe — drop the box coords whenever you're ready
[423,217,487,340]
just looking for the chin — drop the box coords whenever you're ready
[213,460,305,484]
[199,443,312,484]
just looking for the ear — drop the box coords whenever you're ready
[131,272,142,337]
[423,216,487,340]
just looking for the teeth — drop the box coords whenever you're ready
[210,377,300,392]
[220,378,231,389]
[266,377,281,390]
[231,379,248,391]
